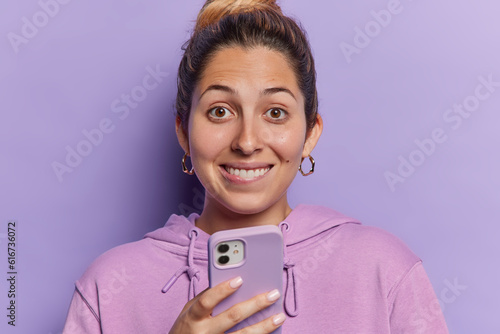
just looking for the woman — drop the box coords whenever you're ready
[63,0,449,333]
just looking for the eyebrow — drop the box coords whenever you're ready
[262,87,296,100]
[199,84,296,101]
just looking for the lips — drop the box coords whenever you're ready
[222,164,272,180]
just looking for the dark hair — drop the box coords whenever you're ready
[176,0,318,132]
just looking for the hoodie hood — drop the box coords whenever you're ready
[143,204,361,317]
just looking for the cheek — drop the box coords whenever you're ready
[189,121,228,163]
[266,126,306,163]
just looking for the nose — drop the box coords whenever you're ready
[231,117,264,155]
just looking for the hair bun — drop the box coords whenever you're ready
[196,0,282,32]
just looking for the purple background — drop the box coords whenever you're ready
[1,0,499,333]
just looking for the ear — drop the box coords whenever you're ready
[176,116,190,154]
[302,113,323,158]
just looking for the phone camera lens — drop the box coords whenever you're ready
[218,255,230,264]
[218,244,230,253]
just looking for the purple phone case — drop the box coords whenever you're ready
[208,225,283,334]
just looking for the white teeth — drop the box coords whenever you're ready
[225,167,270,179]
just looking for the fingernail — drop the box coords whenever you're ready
[266,289,280,302]
[229,276,243,289]
[272,313,286,326]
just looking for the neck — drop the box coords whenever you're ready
[195,195,292,235]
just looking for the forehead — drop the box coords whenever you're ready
[197,46,301,95]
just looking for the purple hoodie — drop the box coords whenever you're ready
[63,204,448,333]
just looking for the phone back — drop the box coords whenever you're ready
[208,225,283,333]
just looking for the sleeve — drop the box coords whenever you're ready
[388,261,449,334]
[62,286,102,334]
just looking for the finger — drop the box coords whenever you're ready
[211,288,282,333]
[230,312,286,334]
[190,276,243,319]
[177,287,209,314]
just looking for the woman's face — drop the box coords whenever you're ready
[177,46,322,215]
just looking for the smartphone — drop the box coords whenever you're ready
[208,225,284,333]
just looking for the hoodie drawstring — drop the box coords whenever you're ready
[162,228,200,300]
[279,221,299,317]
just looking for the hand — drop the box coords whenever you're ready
[169,276,286,334]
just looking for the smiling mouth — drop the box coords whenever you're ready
[223,166,272,180]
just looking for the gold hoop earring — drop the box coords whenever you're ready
[299,155,315,176]
[182,153,194,175]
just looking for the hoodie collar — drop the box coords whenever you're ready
[144,204,360,247]
[280,204,360,245]
[144,212,210,252]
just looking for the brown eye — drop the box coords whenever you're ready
[266,108,286,120]
[209,107,230,119]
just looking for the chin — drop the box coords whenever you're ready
[222,201,268,216]
[218,193,283,216]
